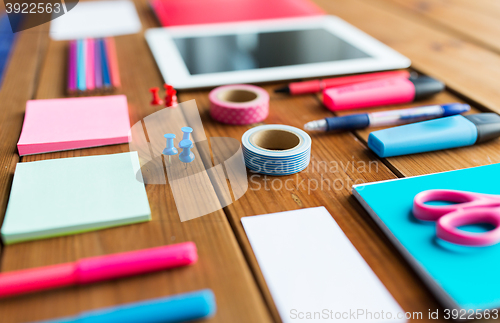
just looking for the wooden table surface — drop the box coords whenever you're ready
[1,0,500,322]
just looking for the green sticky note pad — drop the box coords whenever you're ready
[1,152,151,244]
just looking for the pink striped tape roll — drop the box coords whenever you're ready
[209,84,269,125]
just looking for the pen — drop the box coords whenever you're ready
[0,242,197,298]
[304,103,470,131]
[275,70,411,95]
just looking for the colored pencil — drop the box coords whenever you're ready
[68,37,120,95]
[100,38,111,88]
[94,39,103,89]
[105,37,121,88]
[86,39,95,91]
[68,40,77,93]
[77,39,86,92]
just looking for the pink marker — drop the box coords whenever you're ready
[67,40,77,93]
[0,242,197,298]
[86,39,95,91]
[322,76,444,111]
[105,37,121,88]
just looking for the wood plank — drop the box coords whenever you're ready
[312,0,500,116]
[0,19,50,261]
[179,87,452,322]
[0,2,273,323]
[336,91,500,177]
[384,0,500,53]
[312,0,500,175]
[2,0,498,322]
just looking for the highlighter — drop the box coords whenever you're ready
[0,242,198,298]
[35,289,216,323]
[323,76,444,111]
[368,113,500,157]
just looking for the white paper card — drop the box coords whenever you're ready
[242,207,406,323]
[50,1,142,40]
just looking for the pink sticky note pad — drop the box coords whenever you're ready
[17,95,131,156]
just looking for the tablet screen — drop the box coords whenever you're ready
[173,28,371,75]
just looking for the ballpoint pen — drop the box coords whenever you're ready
[304,103,470,131]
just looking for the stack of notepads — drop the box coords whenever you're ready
[3,95,153,244]
[68,38,121,95]
[17,95,131,156]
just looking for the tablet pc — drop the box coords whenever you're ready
[146,16,411,89]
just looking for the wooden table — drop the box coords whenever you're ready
[1,0,500,322]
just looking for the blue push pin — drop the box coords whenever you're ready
[181,127,193,141]
[163,133,178,165]
[179,139,195,168]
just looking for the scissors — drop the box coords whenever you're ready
[413,189,500,247]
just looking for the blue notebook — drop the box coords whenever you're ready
[0,14,22,89]
[353,164,500,311]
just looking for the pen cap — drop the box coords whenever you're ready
[441,103,470,116]
[103,289,216,323]
[290,79,323,94]
[322,77,416,111]
[410,76,445,100]
[464,113,500,143]
[368,115,478,157]
[76,242,198,283]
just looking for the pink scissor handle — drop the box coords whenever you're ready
[413,190,494,221]
[437,207,500,246]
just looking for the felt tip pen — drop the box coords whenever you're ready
[35,289,216,323]
[323,75,445,111]
[304,103,470,131]
[0,242,197,298]
[275,70,412,95]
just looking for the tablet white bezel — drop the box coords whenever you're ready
[145,16,411,89]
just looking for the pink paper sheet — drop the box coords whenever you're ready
[17,95,131,156]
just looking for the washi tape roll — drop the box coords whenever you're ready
[209,84,269,125]
[242,125,311,176]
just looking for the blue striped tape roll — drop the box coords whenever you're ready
[242,125,311,176]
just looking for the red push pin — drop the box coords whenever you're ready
[164,84,178,107]
[167,89,178,107]
[149,87,163,106]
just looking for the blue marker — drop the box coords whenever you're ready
[36,289,216,323]
[368,113,500,157]
[304,103,470,132]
